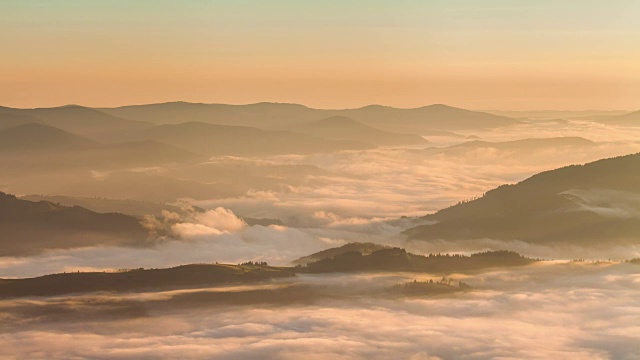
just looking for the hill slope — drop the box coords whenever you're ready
[404,153,640,245]
[0,192,150,256]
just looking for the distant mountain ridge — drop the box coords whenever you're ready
[99,101,520,133]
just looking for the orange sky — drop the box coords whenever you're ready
[1,1,639,110]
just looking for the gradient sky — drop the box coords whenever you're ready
[1,0,639,110]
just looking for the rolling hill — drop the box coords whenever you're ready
[0,192,151,256]
[301,248,534,273]
[292,242,391,265]
[0,247,534,298]
[0,263,294,298]
[404,152,640,246]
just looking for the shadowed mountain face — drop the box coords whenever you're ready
[0,193,150,256]
[137,121,373,156]
[404,153,640,245]
[0,105,153,141]
[100,102,519,133]
[285,116,429,146]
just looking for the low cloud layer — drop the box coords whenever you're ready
[0,263,638,359]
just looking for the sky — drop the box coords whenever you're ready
[1,0,639,110]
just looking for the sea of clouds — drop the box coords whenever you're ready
[1,262,638,359]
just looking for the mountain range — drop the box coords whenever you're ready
[100,101,520,133]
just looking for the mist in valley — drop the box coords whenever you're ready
[3,1,640,358]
